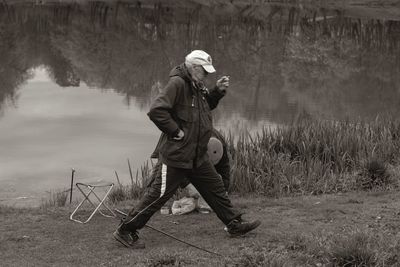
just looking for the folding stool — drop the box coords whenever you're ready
[70,182,116,223]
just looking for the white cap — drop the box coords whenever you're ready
[185,50,216,73]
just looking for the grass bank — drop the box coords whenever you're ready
[2,192,400,266]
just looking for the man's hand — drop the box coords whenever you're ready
[173,129,185,140]
[216,76,230,92]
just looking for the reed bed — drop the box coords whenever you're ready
[108,160,154,203]
[229,117,400,196]
[111,117,400,201]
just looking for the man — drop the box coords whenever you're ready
[113,50,260,249]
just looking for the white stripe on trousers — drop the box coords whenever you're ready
[160,163,167,197]
[123,163,168,225]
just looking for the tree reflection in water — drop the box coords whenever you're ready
[0,1,399,123]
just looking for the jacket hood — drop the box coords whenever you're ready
[169,63,192,83]
[170,63,207,93]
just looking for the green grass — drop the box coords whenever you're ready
[328,231,376,266]
[4,192,400,266]
[229,230,400,267]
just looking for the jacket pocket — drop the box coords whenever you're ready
[163,105,196,162]
[175,105,197,145]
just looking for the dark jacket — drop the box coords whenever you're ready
[148,63,225,169]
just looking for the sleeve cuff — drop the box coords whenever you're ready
[172,128,180,137]
[214,86,226,96]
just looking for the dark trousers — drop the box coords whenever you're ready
[120,160,241,232]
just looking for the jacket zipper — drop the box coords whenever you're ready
[194,91,201,169]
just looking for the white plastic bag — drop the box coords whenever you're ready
[171,197,197,215]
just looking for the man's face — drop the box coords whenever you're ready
[192,65,208,82]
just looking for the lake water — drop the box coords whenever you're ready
[0,1,399,206]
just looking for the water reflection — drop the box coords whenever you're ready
[0,1,399,123]
[0,67,158,205]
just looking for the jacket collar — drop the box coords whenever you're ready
[169,63,208,95]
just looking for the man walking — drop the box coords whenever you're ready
[114,50,260,249]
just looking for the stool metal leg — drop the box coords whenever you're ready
[86,185,116,218]
[81,184,116,218]
[70,183,116,224]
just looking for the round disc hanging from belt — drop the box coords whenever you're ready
[207,137,223,165]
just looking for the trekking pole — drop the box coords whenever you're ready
[114,209,225,258]
[70,168,75,204]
